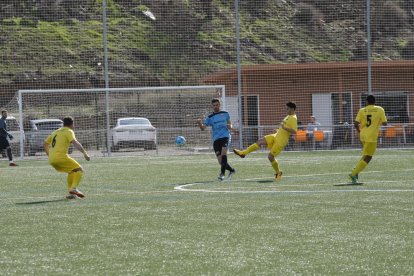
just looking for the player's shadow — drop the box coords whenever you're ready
[334,183,364,186]
[15,198,67,205]
[256,180,275,183]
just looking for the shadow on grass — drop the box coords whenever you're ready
[334,183,364,186]
[255,180,275,183]
[15,198,67,205]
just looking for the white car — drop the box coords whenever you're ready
[111,117,157,151]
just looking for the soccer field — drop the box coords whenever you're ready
[1,149,414,275]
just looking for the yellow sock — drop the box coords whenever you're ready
[352,160,368,176]
[271,160,280,173]
[244,143,259,155]
[67,173,74,191]
[71,171,84,189]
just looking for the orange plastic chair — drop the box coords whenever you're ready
[384,126,396,138]
[295,130,307,143]
[395,124,405,137]
[314,130,324,142]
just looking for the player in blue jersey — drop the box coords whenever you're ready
[197,98,236,181]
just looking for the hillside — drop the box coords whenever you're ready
[0,0,413,103]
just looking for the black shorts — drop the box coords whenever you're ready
[213,137,229,156]
[0,137,10,150]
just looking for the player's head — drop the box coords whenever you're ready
[63,117,74,129]
[211,98,221,112]
[286,102,296,114]
[366,95,376,105]
[1,110,7,119]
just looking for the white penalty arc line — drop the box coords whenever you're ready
[174,182,414,194]
[174,170,414,194]
[175,169,414,194]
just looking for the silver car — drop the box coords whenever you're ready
[26,119,65,156]
[111,117,157,151]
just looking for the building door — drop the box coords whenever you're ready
[312,93,333,131]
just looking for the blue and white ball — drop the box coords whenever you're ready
[175,136,186,146]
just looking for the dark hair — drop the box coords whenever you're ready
[1,110,6,114]
[366,95,376,104]
[286,101,296,110]
[211,98,221,104]
[63,117,74,127]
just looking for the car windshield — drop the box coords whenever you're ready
[35,122,63,130]
[119,119,150,126]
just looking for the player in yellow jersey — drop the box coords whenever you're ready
[233,102,297,181]
[349,95,387,184]
[44,117,90,199]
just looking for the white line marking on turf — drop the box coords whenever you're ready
[174,183,414,194]
[1,190,177,202]
[174,170,414,194]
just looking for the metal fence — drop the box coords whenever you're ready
[1,0,413,156]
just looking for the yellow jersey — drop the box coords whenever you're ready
[275,114,298,146]
[45,127,75,157]
[355,105,387,142]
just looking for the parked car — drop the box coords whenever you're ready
[26,119,73,156]
[111,117,157,151]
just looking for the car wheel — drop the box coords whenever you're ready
[111,144,119,152]
[28,146,36,156]
[144,141,157,150]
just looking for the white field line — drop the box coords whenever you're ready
[174,169,414,194]
[2,190,177,202]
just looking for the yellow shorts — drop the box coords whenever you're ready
[361,141,377,156]
[264,134,285,156]
[49,155,81,173]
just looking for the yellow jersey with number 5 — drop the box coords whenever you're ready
[45,127,75,157]
[355,105,387,142]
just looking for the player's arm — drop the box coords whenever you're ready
[281,124,296,134]
[227,120,232,131]
[44,135,52,156]
[44,141,50,156]
[196,118,207,131]
[280,120,297,134]
[354,120,360,133]
[0,125,12,139]
[72,139,90,161]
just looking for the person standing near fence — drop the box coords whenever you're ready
[233,102,297,181]
[0,110,18,166]
[197,98,236,181]
[44,116,90,199]
[349,95,387,184]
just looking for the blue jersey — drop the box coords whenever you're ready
[203,111,231,142]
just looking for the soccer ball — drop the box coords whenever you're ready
[175,136,186,146]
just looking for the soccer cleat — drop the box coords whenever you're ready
[69,188,85,198]
[65,194,78,200]
[348,174,358,184]
[227,169,236,180]
[233,149,245,158]
[275,171,283,181]
[9,162,18,166]
[218,173,225,181]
